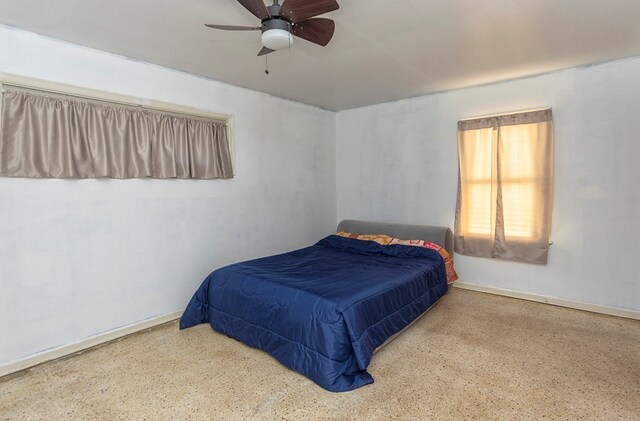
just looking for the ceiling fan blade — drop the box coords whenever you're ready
[258,46,275,56]
[293,18,335,46]
[205,24,261,31]
[237,0,271,20]
[280,0,339,23]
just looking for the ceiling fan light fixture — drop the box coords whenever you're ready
[205,0,338,56]
[262,29,293,50]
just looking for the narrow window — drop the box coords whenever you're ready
[454,109,554,264]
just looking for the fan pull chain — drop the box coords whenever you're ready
[265,54,269,75]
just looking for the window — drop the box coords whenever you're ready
[454,109,554,264]
[0,78,233,180]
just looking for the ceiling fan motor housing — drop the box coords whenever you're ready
[266,2,283,18]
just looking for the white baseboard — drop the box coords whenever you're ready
[0,310,183,378]
[453,282,640,321]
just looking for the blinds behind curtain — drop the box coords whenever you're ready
[454,109,554,264]
[0,87,233,179]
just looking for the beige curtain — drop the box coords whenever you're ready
[0,87,233,179]
[454,109,554,264]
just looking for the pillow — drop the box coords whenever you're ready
[336,231,394,245]
[335,232,458,284]
[390,238,458,285]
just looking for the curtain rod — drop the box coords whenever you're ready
[459,107,551,122]
[0,81,230,125]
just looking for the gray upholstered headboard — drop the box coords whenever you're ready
[336,219,454,255]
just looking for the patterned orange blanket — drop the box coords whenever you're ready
[336,232,458,285]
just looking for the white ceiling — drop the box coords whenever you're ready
[1,0,640,111]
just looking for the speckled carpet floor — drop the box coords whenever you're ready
[1,288,639,420]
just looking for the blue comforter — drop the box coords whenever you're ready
[180,235,448,392]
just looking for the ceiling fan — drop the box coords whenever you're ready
[205,0,339,56]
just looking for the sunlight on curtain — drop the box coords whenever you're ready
[459,127,496,237]
[454,109,554,264]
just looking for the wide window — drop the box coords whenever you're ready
[454,109,554,264]
[0,84,233,179]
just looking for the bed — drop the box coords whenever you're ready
[180,220,454,392]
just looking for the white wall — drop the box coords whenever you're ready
[0,27,336,366]
[337,58,640,312]
[2,25,638,369]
